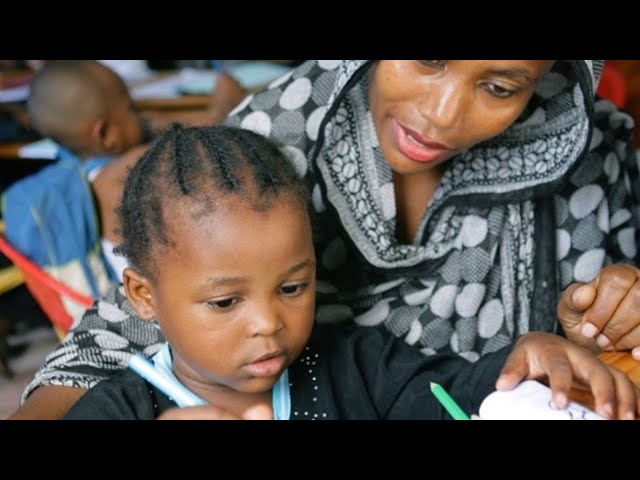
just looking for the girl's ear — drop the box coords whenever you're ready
[123,267,156,320]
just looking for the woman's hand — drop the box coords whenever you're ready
[558,263,640,359]
[496,332,640,420]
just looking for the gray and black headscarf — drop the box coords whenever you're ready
[24,60,640,402]
[225,60,639,360]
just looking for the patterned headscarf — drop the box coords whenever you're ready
[225,60,638,360]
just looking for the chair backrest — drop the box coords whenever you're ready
[597,62,628,109]
[0,233,94,334]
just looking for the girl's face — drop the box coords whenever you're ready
[369,60,554,176]
[127,196,316,396]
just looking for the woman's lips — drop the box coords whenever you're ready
[392,120,452,163]
[244,353,286,378]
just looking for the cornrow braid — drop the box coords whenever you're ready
[117,124,310,279]
[114,128,176,268]
[169,123,197,194]
[227,127,280,190]
[195,127,240,191]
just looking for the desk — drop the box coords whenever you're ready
[0,143,23,160]
[137,98,213,126]
[600,351,640,386]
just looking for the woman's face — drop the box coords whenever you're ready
[369,60,554,176]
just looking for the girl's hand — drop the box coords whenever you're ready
[496,332,640,420]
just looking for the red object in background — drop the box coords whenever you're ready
[597,62,628,109]
[0,72,33,90]
[0,234,94,334]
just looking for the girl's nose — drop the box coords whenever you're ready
[247,302,284,337]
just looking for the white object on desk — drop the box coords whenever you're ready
[225,62,293,89]
[17,138,59,160]
[98,60,154,85]
[0,84,29,103]
[479,380,605,420]
[130,68,217,100]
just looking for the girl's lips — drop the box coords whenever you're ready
[244,354,286,378]
[392,120,452,163]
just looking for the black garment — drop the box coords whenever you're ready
[64,323,511,420]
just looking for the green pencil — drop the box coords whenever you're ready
[430,381,470,420]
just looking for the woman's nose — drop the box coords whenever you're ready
[418,79,465,130]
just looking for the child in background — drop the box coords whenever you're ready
[64,125,640,420]
[2,60,149,305]
[27,60,147,162]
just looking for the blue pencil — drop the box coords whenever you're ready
[127,354,206,408]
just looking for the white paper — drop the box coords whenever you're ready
[478,380,605,420]
[130,68,217,100]
[225,62,293,89]
[98,60,153,85]
[18,138,59,159]
[0,84,29,103]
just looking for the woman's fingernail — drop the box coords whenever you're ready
[581,322,598,338]
[572,286,586,303]
[633,347,640,361]
[596,334,610,348]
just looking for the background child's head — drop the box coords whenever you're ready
[27,60,145,158]
[119,124,315,394]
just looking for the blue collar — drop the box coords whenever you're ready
[152,343,291,420]
[56,145,113,175]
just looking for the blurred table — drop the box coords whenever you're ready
[599,351,640,385]
[0,143,23,160]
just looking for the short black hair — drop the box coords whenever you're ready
[116,124,310,278]
[27,60,128,151]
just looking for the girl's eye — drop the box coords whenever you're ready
[280,282,309,297]
[416,60,445,70]
[483,82,518,98]
[207,298,237,310]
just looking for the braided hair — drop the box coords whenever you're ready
[117,124,310,278]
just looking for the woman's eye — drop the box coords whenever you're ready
[207,298,237,310]
[280,283,308,297]
[484,82,518,98]
[416,60,445,70]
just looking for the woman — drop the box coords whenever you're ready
[12,60,640,419]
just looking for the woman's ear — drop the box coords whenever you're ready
[123,267,156,320]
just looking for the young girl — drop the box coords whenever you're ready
[64,125,639,420]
